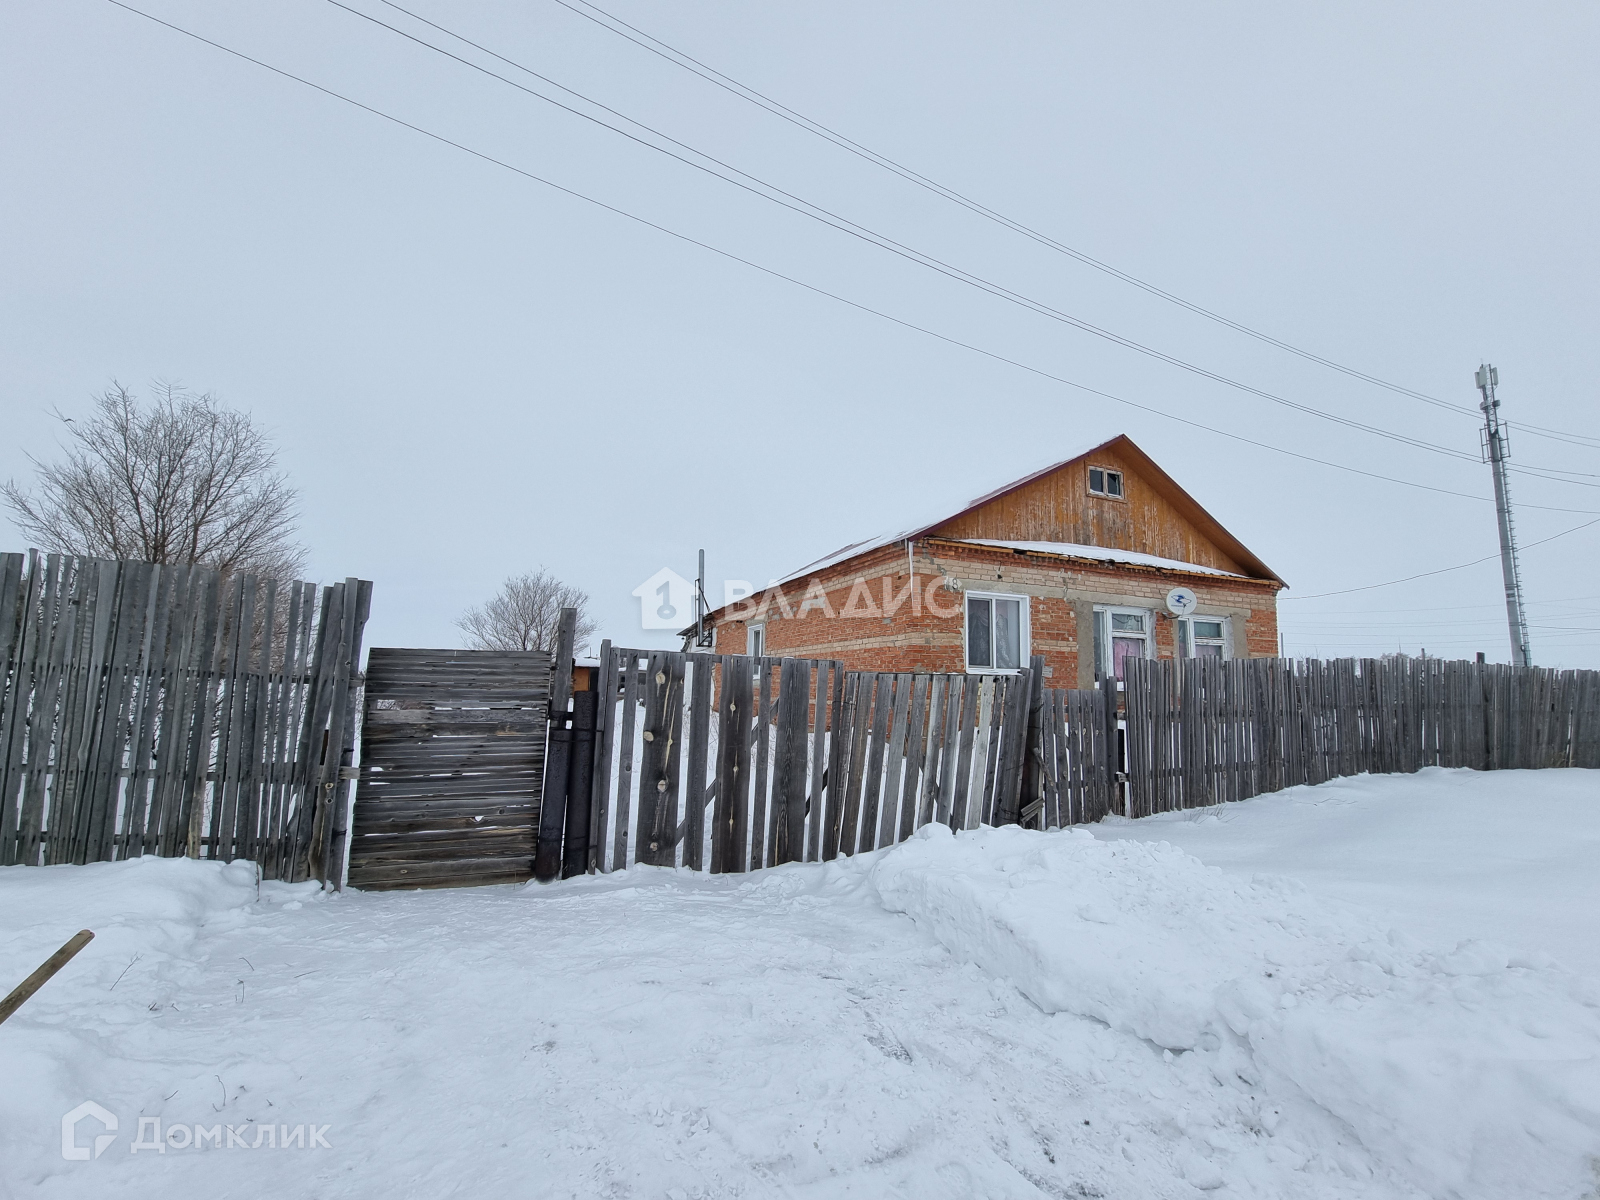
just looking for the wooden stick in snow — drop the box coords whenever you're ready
[0,930,94,1026]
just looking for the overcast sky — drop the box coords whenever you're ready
[3,0,1597,666]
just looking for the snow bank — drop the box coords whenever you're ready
[0,857,261,987]
[0,858,266,1173]
[1094,767,1600,977]
[871,823,1600,1200]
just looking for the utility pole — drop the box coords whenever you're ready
[1475,363,1532,666]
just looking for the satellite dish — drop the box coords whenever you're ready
[1166,587,1198,617]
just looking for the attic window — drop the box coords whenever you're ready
[1088,467,1124,498]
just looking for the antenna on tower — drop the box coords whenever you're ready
[1476,364,1532,666]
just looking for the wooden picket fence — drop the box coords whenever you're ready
[353,649,1600,886]
[573,644,1046,873]
[1035,684,1120,828]
[16,557,1598,896]
[1122,655,1600,817]
[0,551,371,881]
[380,645,1597,888]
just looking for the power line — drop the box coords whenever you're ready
[1302,642,1600,648]
[1509,423,1600,452]
[1297,635,1600,644]
[1287,595,1598,615]
[350,1,1600,492]
[1281,515,1600,600]
[1286,618,1600,631]
[100,1,1600,522]
[1291,614,1600,626]
[551,0,1600,451]
[330,0,1558,475]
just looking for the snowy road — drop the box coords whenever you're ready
[3,769,1597,1199]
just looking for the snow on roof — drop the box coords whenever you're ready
[955,539,1245,578]
[773,438,1119,589]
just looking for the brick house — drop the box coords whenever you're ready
[701,436,1284,688]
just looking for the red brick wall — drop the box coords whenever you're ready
[712,540,1281,685]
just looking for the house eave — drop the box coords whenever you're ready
[923,537,1287,588]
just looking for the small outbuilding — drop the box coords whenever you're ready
[702,435,1285,688]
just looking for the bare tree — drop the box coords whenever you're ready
[2,382,306,579]
[457,570,600,654]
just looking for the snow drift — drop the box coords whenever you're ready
[871,823,1600,1200]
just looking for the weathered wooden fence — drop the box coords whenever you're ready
[348,648,551,890]
[556,645,1047,875]
[323,640,1600,889]
[0,551,370,881]
[1122,655,1600,817]
[1036,683,1120,828]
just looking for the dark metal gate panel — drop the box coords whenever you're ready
[347,648,550,890]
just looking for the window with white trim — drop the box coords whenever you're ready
[1177,615,1230,660]
[1087,466,1124,498]
[747,622,765,659]
[1092,606,1152,679]
[965,592,1028,672]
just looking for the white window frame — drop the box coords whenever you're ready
[1087,465,1125,499]
[1178,614,1232,660]
[746,621,766,659]
[963,591,1031,674]
[1092,605,1153,679]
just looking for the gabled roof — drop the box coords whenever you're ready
[773,435,1282,589]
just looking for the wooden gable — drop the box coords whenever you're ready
[927,436,1280,581]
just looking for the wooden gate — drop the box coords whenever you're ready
[347,648,551,890]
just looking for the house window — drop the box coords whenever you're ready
[965,593,1028,672]
[1092,606,1151,679]
[1178,616,1230,660]
[1088,466,1124,498]
[747,622,765,659]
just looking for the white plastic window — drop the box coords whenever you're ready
[966,593,1028,672]
[1092,606,1151,679]
[1178,616,1229,659]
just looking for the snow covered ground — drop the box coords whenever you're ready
[1091,767,1600,978]
[2,769,1597,1199]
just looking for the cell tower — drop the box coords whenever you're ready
[1475,364,1532,666]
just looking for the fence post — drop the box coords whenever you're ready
[774,658,810,864]
[995,664,1034,826]
[324,578,372,890]
[586,640,615,873]
[562,689,598,879]
[713,655,753,872]
[1019,655,1047,827]
[635,651,685,867]
[534,607,578,882]
[1101,674,1122,819]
